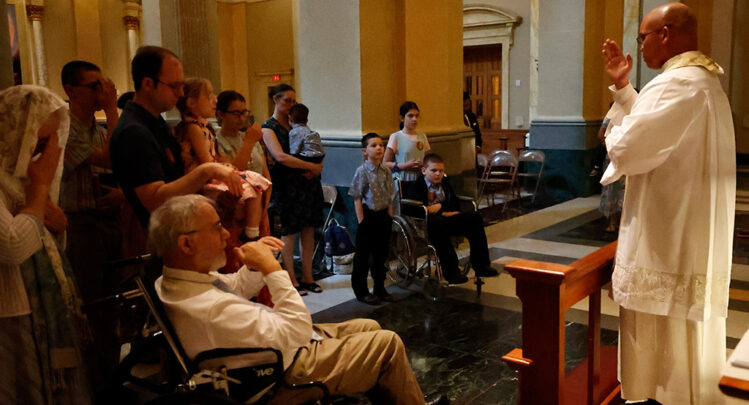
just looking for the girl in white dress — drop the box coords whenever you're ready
[383,101,430,193]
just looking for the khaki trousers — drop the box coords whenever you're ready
[269,318,424,405]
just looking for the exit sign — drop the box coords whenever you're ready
[272,75,280,81]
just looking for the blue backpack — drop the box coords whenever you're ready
[324,219,355,257]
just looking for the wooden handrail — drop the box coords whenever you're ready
[503,241,619,405]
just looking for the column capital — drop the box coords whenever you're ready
[26,5,45,22]
[123,15,140,30]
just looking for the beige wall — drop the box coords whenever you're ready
[217,0,295,123]
[403,0,464,133]
[245,0,295,121]
[217,2,249,99]
[359,0,405,136]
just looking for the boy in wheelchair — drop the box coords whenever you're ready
[406,153,498,284]
[149,194,447,404]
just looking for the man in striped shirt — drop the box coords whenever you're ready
[59,60,123,390]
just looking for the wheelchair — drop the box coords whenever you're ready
[102,255,335,405]
[387,177,486,296]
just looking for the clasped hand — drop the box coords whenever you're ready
[234,237,285,275]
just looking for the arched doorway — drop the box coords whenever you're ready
[462,4,521,131]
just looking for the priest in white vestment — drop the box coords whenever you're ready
[601,3,735,404]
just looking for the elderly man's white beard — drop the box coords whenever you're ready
[209,254,227,272]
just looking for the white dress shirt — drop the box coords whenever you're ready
[602,52,735,321]
[155,266,313,370]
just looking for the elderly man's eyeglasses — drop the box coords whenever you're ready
[182,220,223,235]
[158,79,185,91]
[226,109,250,118]
[637,25,670,45]
[74,80,101,90]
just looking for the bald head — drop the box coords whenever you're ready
[639,2,698,69]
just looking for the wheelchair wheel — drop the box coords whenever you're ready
[388,216,415,288]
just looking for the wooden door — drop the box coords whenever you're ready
[464,45,502,138]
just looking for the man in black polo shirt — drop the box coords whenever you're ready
[110,46,242,230]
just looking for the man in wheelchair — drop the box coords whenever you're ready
[406,153,498,284]
[149,194,447,404]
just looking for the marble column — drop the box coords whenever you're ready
[0,0,13,89]
[26,4,48,87]
[529,0,604,199]
[177,0,220,88]
[140,0,162,47]
[123,16,140,63]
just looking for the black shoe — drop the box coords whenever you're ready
[426,394,450,405]
[356,294,381,305]
[374,288,394,302]
[445,274,469,284]
[473,266,499,277]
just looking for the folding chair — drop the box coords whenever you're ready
[517,149,545,203]
[477,153,519,211]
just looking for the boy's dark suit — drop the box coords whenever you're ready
[406,174,491,281]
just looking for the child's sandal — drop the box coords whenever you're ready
[300,282,323,293]
[294,285,309,296]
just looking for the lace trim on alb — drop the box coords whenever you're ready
[612,264,729,307]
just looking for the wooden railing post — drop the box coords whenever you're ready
[502,242,619,405]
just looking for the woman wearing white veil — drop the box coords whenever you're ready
[0,85,92,404]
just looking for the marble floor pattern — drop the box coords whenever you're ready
[303,194,749,405]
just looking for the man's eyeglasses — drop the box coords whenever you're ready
[182,221,223,235]
[225,109,250,118]
[158,79,185,92]
[636,25,670,45]
[74,80,101,90]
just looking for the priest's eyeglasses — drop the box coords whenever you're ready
[636,25,671,45]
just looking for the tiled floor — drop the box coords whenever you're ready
[303,192,749,404]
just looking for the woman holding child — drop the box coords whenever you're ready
[262,84,324,295]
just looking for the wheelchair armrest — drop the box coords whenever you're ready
[400,199,428,220]
[193,347,282,365]
[191,347,285,403]
[194,348,331,403]
[457,195,478,213]
[401,198,425,207]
